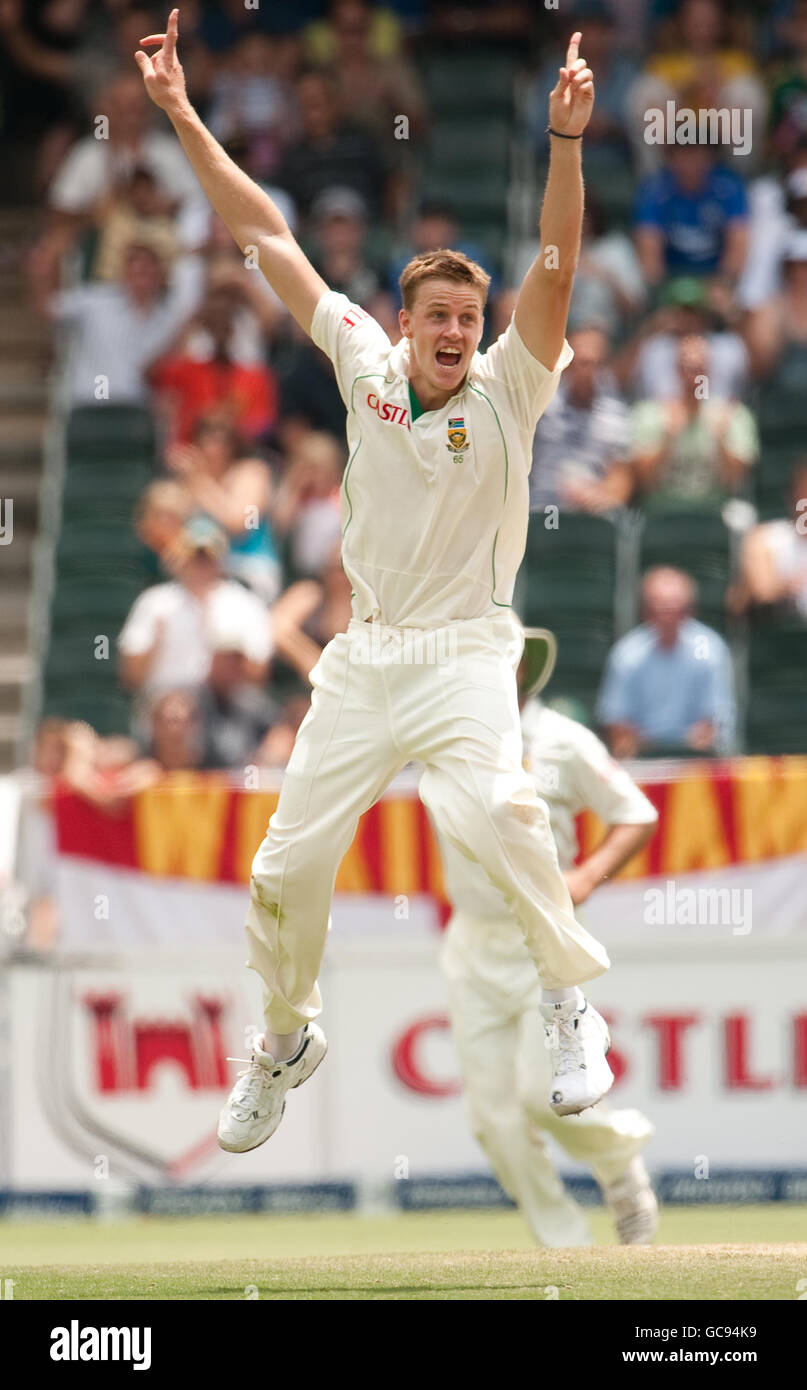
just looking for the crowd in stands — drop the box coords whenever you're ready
[4,0,807,807]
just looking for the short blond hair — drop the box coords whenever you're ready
[399,248,491,312]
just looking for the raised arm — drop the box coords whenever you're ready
[514,31,593,371]
[135,10,327,335]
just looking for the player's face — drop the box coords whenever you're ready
[401,280,485,398]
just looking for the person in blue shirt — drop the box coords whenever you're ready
[635,144,749,286]
[597,566,737,757]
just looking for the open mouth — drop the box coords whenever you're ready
[435,347,462,368]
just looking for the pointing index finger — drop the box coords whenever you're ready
[164,7,179,60]
[566,30,582,68]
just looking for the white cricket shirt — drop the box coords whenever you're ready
[117,579,273,696]
[311,290,573,628]
[440,699,658,925]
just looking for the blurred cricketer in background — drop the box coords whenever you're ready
[436,631,659,1246]
[136,14,616,1155]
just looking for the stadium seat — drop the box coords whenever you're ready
[755,387,807,439]
[50,576,143,626]
[419,168,509,224]
[519,511,619,626]
[66,404,156,452]
[639,507,733,631]
[745,613,807,753]
[427,119,511,170]
[517,514,619,722]
[541,616,614,725]
[55,521,149,564]
[423,56,515,117]
[47,633,130,682]
[41,686,132,736]
[753,443,800,521]
[40,404,159,733]
[61,464,152,502]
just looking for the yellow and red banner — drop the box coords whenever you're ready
[53,756,807,895]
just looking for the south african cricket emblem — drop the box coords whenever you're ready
[446,416,470,458]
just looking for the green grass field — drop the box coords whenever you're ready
[1,1205,805,1300]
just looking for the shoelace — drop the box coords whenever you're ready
[226,1057,274,1120]
[551,1013,586,1077]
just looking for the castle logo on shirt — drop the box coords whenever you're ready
[447,417,469,458]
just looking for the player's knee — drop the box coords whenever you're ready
[249,872,283,923]
[488,788,551,840]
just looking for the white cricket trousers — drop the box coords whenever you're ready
[441,911,654,1247]
[246,613,610,1033]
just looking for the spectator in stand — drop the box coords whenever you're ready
[528,325,633,515]
[514,195,645,342]
[622,276,749,403]
[150,283,279,443]
[13,716,167,951]
[525,2,637,180]
[207,31,299,183]
[630,334,758,509]
[737,461,807,622]
[145,690,205,772]
[194,209,292,354]
[33,72,209,289]
[273,431,345,579]
[255,693,311,768]
[275,69,391,221]
[275,316,347,449]
[198,626,285,769]
[166,418,282,603]
[134,478,193,581]
[568,198,646,338]
[634,144,749,288]
[91,166,180,282]
[744,229,807,383]
[597,567,736,757]
[304,1,407,64]
[271,542,353,683]
[13,715,75,952]
[628,0,767,174]
[0,2,209,191]
[318,0,427,156]
[768,0,807,162]
[308,187,381,306]
[738,150,807,311]
[31,241,200,406]
[118,518,272,700]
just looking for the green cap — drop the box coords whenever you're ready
[519,627,557,698]
[659,276,707,309]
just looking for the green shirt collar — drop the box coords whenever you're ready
[408,380,426,422]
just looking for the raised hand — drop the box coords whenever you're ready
[548,31,595,138]
[134,8,188,115]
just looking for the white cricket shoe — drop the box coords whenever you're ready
[540,992,614,1116]
[217,1023,327,1154]
[602,1157,659,1244]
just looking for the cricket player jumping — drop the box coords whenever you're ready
[437,631,659,1246]
[136,14,612,1153]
